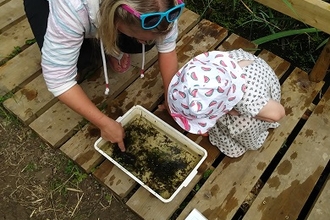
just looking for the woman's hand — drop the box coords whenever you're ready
[98,116,126,152]
[58,84,126,151]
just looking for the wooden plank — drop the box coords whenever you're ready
[217,33,257,51]
[60,123,103,173]
[309,38,330,82]
[177,66,324,220]
[93,159,138,198]
[0,44,40,96]
[0,18,34,60]
[307,178,330,220]
[29,101,83,146]
[0,0,26,33]
[0,0,9,6]
[254,0,330,34]
[129,173,204,219]
[3,74,56,125]
[258,50,291,79]
[244,87,330,220]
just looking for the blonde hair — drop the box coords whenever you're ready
[98,0,177,56]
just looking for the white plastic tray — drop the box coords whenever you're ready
[94,105,207,203]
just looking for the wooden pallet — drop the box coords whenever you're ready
[1,1,329,219]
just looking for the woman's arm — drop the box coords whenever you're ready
[158,50,178,102]
[255,99,285,122]
[42,2,127,150]
[58,85,126,151]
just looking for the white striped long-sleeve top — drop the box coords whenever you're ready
[42,0,178,97]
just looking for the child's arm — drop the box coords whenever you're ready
[254,99,285,122]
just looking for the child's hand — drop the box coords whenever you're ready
[158,104,166,110]
[227,109,239,116]
[158,102,171,113]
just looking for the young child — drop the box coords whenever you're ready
[24,0,185,151]
[167,49,285,157]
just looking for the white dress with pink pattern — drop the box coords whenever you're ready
[208,49,281,158]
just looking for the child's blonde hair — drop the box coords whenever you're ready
[98,0,177,57]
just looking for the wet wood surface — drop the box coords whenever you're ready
[309,38,330,82]
[307,178,330,220]
[1,1,329,219]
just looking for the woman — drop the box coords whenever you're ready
[23,0,185,151]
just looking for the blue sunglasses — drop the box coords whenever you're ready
[121,0,185,30]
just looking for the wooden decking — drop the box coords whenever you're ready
[1,1,329,220]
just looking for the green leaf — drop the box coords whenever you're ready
[282,0,298,17]
[252,28,321,45]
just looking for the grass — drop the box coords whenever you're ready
[64,160,88,185]
[252,27,322,44]
[0,38,36,66]
[22,162,39,172]
[185,0,329,72]
[0,46,22,66]
[48,160,88,197]
[0,106,19,126]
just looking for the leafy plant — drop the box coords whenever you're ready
[0,46,22,66]
[0,92,20,124]
[8,46,22,58]
[203,169,213,179]
[252,27,321,45]
[64,160,88,184]
[25,38,36,45]
[22,161,38,172]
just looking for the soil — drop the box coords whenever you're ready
[0,117,141,220]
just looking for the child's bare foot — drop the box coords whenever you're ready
[108,53,131,73]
